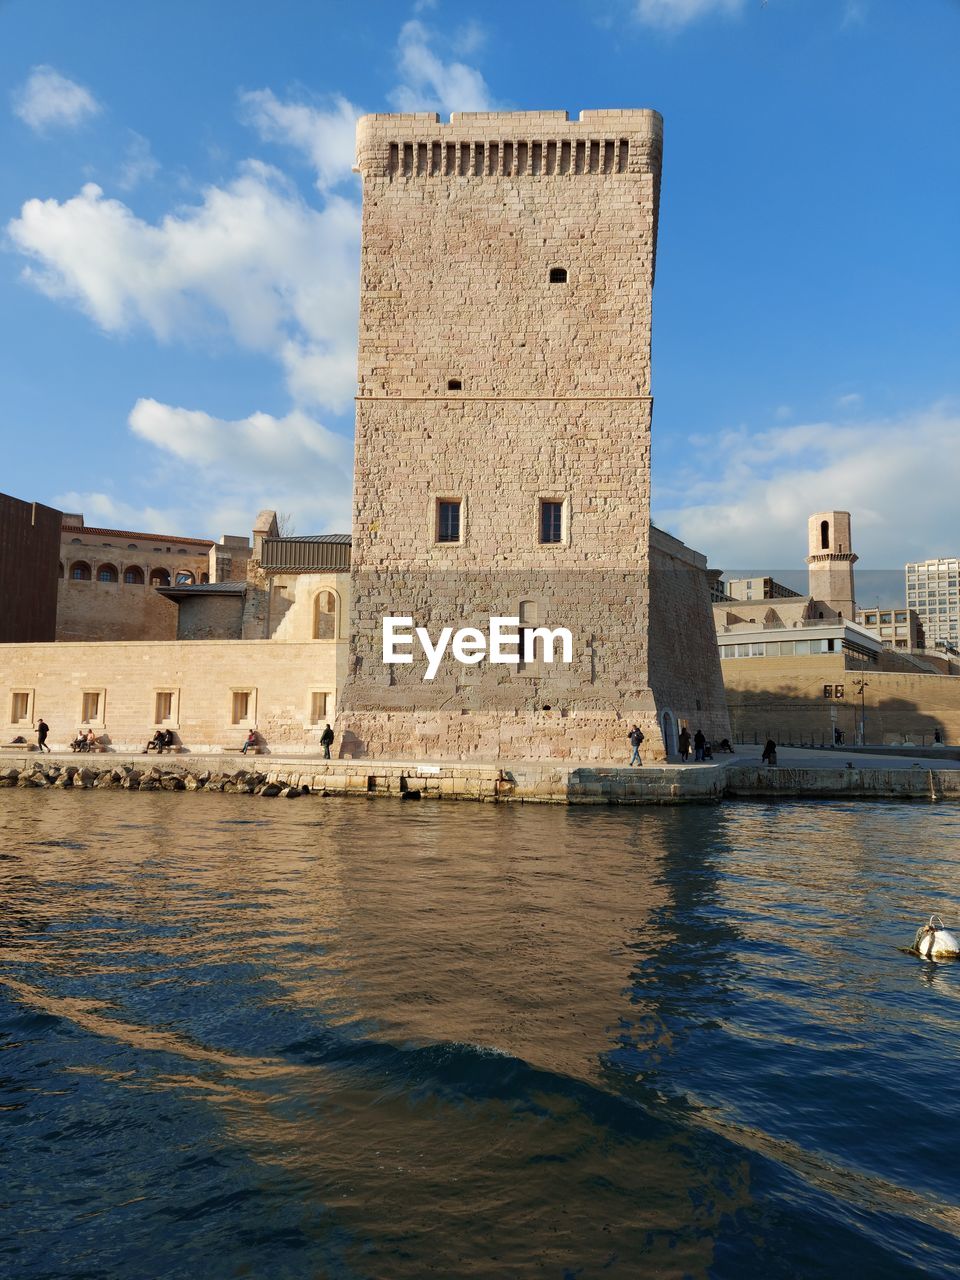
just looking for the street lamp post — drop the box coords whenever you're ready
[853,677,869,746]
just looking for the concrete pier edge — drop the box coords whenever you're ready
[2,751,958,805]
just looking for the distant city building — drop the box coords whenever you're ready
[856,605,924,651]
[906,557,960,650]
[724,576,801,602]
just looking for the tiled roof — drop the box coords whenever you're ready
[155,582,246,597]
[62,525,214,547]
[274,533,352,544]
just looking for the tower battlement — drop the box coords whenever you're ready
[355,109,662,181]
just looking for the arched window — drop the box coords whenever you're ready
[175,570,195,585]
[98,564,119,583]
[150,568,171,587]
[70,537,82,544]
[313,589,339,639]
[124,566,144,585]
[127,543,138,550]
[200,572,210,584]
[58,561,64,579]
[820,520,830,550]
[177,548,189,555]
[70,561,91,581]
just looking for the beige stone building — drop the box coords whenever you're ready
[56,513,252,642]
[3,510,347,754]
[336,108,728,761]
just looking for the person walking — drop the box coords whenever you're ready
[677,727,691,762]
[36,718,51,753]
[627,724,644,766]
[320,723,335,760]
[693,728,706,762]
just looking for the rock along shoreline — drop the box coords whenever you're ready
[2,753,960,806]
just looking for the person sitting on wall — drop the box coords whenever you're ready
[717,739,735,754]
[241,730,258,755]
[71,729,87,753]
[761,738,778,767]
[85,728,99,752]
[162,728,176,752]
[146,730,165,753]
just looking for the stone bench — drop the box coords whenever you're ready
[2,742,35,752]
[222,746,263,755]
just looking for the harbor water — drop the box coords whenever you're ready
[2,791,959,1278]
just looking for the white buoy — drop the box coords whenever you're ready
[913,915,960,960]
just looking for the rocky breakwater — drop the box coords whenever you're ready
[0,760,311,799]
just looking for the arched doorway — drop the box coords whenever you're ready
[661,709,677,759]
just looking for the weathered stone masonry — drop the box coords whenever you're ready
[336,108,728,761]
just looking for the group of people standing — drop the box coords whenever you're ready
[627,724,735,766]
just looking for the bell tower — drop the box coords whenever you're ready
[806,511,857,619]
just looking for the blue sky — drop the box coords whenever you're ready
[1,0,958,578]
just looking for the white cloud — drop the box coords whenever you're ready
[116,131,160,191]
[654,402,960,569]
[8,165,360,413]
[53,490,190,536]
[125,398,353,534]
[633,0,745,29]
[239,89,360,190]
[390,19,495,115]
[836,392,862,409]
[12,65,102,132]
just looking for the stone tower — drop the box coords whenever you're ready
[806,511,857,619]
[336,109,729,761]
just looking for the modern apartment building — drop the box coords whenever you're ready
[906,558,960,650]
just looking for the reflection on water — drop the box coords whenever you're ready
[1,792,959,1278]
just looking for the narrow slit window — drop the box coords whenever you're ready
[474,142,484,176]
[403,143,414,176]
[11,692,29,724]
[445,142,456,175]
[488,142,499,174]
[546,140,557,174]
[617,139,629,172]
[388,143,399,175]
[81,692,100,724]
[517,141,528,174]
[549,267,567,284]
[155,691,173,723]
[431,141,442,175]
[417,142,428,176]
[437,500,461,544]
[531,141,542,175]
[603,139,615,173]
[503,141,513,174]
[540,500,564,544]
[460,142,470,175]
[589,140,600,173]
[575,140,586,174]
[559,140,571,174]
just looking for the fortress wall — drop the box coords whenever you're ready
[0,640,340,754]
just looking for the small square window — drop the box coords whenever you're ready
[447,378,462,391]
[437,500,461,544]
[549,267,567,284]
